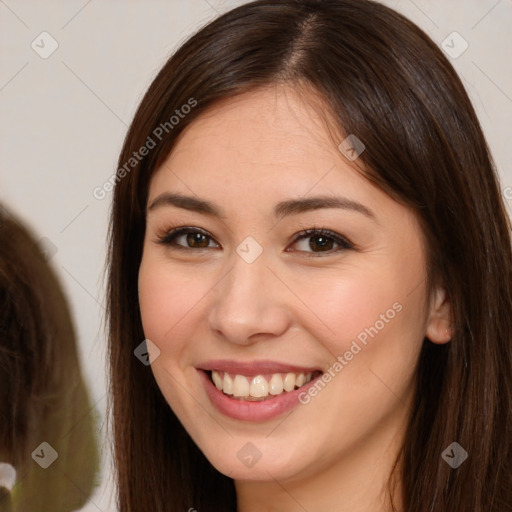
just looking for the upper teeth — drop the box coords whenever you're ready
[211,370,314,400]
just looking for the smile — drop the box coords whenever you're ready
[198,360,324,421]
[210,370,319,401]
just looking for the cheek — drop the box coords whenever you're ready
[286,265,401,347]
[137,256,209,416]
[138,256,210,350]
[287,262,426,383]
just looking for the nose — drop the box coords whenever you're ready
[207,250,292,346]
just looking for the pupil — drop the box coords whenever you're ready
[311,235,332,251]
[188,233,208,247]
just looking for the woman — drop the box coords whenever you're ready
[0,206,99,512]
[107,0,512,510]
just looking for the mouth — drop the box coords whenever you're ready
[196,359,324,421]
[207,369,323,401]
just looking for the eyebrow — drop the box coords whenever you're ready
[148,192,376,221]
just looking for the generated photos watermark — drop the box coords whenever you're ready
[298,301,403,404]
[93,97,197,200]
[441,441,468,469]
[31,442,59,469]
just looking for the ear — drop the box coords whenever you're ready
[425,286,452,344]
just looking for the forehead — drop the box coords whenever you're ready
[149,85,374,204]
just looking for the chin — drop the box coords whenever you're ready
[193,433,314,482]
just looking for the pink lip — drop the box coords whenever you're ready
[198,359,321,377]
[198,368,323,422]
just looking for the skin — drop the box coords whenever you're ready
[138,84,452,512]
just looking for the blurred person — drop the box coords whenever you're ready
[0,205,100,512]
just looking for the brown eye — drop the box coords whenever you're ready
[308,234,335,252]
[290,228,354,256]
[156,226,353,256]
[185,232,210,248]
[157,227,219,249]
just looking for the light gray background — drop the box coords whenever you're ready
[1,1,510,510]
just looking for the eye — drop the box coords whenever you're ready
[288,228,354,256]
[156,226,219,250]
[155,226,354,256]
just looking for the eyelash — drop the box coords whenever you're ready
[155,225,355,257]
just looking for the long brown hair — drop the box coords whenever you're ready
[106,1,512,510]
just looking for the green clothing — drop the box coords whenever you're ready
[10,370,100,512]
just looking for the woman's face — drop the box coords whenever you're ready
[138,85,449,487]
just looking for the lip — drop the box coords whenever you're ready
[197,359,322,377]
[198,367,323,422]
